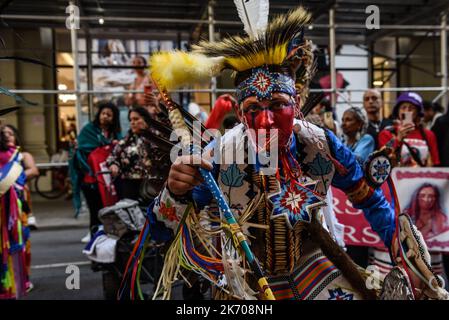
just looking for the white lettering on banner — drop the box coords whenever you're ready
[332,196,344,214]
[345,200,363,215]
[343,225,361,244]
[362,227,382,245]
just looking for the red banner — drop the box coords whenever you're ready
[332,167,449,252]
[331,185,390,248]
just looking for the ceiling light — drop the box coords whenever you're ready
[99,18,104,25]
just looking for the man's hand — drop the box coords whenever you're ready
[144,92,157,106]
[397,122,415,141]
[167,155,213,196]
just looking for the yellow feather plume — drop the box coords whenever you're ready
[193,6,312,74]
[225,44,287,72]
[149,51,224,90]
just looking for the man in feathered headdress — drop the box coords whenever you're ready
[149,4,448,300]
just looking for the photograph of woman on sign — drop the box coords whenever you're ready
[405,183,449,239]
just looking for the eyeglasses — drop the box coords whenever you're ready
[242,99,295,114]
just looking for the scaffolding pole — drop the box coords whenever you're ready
[329,7,337,108]
[3,14,449,30]
[441,12,448,110]
[10,86,449,95]
[86,32,95,121]
[69,2,83,132]
[208,1,217,107]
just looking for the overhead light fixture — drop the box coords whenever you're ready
[373,80,384,86]
[308,25,314,30]
[99,18,104,25]
[58,94,76,103]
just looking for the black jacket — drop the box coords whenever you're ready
[366,119,393,149]
[431,114,449,166]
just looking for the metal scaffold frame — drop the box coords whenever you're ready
[1,1,449,118]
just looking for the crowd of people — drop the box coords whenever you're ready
[305,89,448,281]
[2,76,448,300]
[70,74,449,299]
[0,124,39,298]
[2,4,449,301]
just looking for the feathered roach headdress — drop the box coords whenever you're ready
[150,2,315,110]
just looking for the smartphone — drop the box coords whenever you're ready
[401,111,413,125]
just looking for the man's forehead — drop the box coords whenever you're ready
[242,93,292,104]
[364,89,381,97]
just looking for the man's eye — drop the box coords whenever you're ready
[246,105,260,113]
[271,102,287,110]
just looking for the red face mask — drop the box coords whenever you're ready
[243,102,295,149]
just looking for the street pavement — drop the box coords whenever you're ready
[23,227,104,300]
[21,194,184,300]
[21,194,102,300]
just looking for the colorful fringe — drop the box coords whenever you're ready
[0,188,27,299]
[120,202,227,300]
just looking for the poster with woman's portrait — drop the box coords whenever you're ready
[392,167,449,252]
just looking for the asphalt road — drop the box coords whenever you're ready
[23,227,104,300]
[21,226,185,300]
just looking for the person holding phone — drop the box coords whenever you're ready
[125,56,158,109]
[372,92,442,279]
[378,92,440,167]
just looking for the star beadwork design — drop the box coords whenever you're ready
[235,66,296,102]
[268,180,326,229]
[254,70,271,92]
[327,288,354,300]
[370,156,391,184]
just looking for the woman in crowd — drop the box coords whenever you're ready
[0,125,32,298]
[2,125,39,228]
[1,125,39,292]
[374,92,444,280]
[107,106,157,201]
[125,56,156,109]
[378,92,440,167]
[341,107,375,164]
[339,107,375,268]
[69,101,122,242]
